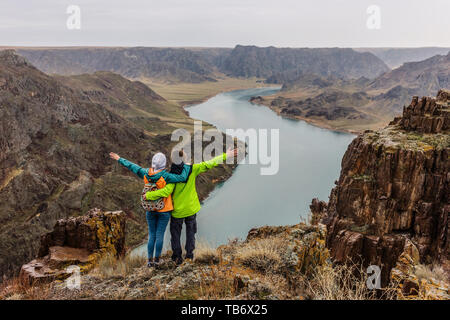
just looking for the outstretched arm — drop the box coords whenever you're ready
[159,164,192,183]
[146,183,175,200]
[192,148,238,175]
[109,152,148,179]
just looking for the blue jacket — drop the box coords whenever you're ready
[117,157,191,183]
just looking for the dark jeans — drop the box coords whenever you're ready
[170,214,197,260]
[146,211,171,259]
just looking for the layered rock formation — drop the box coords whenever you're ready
[390,89,449,133]
[17,47,219,83]
[19,209,126,284]
[15,45,390,84]
[318,90,449,286]
[223,45,389,79]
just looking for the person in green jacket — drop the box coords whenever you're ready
[109,151,192,267]
[146,148,238,265]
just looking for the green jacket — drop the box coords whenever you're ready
[146,153,227,218]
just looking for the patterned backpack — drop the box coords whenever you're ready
[140,174,165,212]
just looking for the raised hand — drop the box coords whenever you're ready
[226,148,238,158]
[109,152,120,161]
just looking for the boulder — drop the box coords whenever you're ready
[20,209,126,285]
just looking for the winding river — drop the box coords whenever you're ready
[133,87,354,256]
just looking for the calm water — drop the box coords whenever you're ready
[133,87,354,256]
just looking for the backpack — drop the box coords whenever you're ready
[140,174,165,212]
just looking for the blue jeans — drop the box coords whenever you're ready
[146,211,171,259]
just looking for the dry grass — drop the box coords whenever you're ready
[306,264,397,300]
[194,241,220,264]
[93,253,147,279]
[0,277,51,300]
[235,238,285,272]
[195,265,239,299]
[142,77,270,105]
[414,264,448,282]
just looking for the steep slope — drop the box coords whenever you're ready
[222,45,390,80]
[367,52,450,96]
[316,90,449,286]
[17,47,218,83]
[355,47,450,69]
[0,50,233,278]
[54,72,188,133]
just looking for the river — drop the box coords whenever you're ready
[133,87,354,256]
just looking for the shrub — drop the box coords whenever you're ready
[194,241,220,264]
[0,276,50,300]
[306,264,397,300]
[414,264,447,282]
[235,238,284,272]
[95,253,146,279]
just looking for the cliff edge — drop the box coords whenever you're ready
[319,90,449,288]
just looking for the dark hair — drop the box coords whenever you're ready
[170,149,185,174]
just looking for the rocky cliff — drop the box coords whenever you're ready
[223,45,389,80]
[317,90,449,286]
[0,50,234,278]
[15,46,390,84]
[17,47,218,83]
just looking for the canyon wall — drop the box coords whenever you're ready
[317,90,449,285]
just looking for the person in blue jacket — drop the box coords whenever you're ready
[109,151,191,266]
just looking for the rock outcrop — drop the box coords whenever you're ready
[19,209,126,285]
[390,89,449,133]
[319,90,449,286]
[390,239,449,299]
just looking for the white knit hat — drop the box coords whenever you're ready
[151,152,166,171]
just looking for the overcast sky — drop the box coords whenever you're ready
[1,0,449,47]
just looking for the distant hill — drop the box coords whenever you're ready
[222,45,389,80]
[367,52,450,95]
[14,46,390,84]
[355,47,450,68]
[17,47,220,83]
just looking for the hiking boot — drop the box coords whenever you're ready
[185,254,194,262]
[147,258,154,268]
[173,257,183,266]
